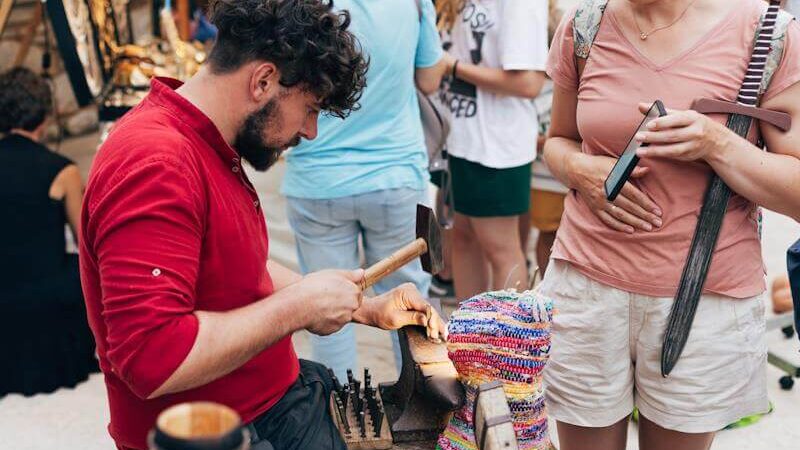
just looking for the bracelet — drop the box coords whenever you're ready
[451,60,460,80]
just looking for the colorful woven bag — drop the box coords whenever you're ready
[437,290,555,450]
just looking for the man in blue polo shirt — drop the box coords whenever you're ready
[282,0,444,378]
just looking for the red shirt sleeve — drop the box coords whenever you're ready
[86,154,205,399]
[546,6,579,92]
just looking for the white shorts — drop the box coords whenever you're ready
[539,260,769,433]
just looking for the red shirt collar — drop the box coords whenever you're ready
[148,77,241,164]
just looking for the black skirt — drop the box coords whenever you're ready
[0,255,98,397]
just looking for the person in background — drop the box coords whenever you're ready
[436,0,548,299]
[525,82,568,277]
[520,0,566,277]
[281,0,446,379]
[0,67,97,397]
[764,0,800,320]
[542,0,800,448]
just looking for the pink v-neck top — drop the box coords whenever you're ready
[546,0,800,298]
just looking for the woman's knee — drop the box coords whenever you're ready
[481,241,524,267]
[451,219,475,246]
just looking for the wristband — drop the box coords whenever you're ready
[452,60,460,80]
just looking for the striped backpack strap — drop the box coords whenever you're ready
[572,0,610,78]
[758,8,794,99]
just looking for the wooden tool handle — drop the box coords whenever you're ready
[361,238,428,291]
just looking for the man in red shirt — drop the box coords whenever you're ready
[79,1,445,449]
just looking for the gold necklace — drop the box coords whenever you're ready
[631,0,698,40]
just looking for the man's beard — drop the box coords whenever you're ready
[233,98,301,172]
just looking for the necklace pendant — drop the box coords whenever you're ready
[640,32,648,40]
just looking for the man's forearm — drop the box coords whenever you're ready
[268,259,303,290]
[148,283,307,398]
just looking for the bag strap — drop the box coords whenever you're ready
[757,8,794,99]
[572,0,609,79]
[752,7,793,150]
[412,0,454,228]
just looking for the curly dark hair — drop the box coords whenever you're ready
[0,67,52,133]
[207,0,368,119]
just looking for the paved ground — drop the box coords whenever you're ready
[2,123,800,450]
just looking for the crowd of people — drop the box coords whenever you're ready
[1,1,800,450]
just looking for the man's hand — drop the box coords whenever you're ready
[354,283,447,342]
[299,269,364,336]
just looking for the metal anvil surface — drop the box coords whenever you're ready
[379,322,464,443]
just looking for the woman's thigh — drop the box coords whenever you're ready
[539,260,635,428]
[469,215,523,259]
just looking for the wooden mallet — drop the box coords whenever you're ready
[359,204,444,291]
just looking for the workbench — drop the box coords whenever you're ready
[393,441,437,449]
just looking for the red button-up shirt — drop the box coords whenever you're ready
[80,78,300,450]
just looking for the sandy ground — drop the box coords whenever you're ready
[1,131,799,449]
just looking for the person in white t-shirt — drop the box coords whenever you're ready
[436,0,548,298]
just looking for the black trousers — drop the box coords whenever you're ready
[248,360,347,450]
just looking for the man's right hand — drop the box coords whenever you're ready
[566,152,662,234]
[298,269,364,336]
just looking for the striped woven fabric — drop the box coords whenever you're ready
[739,0,781,105]
[436,290,555,450]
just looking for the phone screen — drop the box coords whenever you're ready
[604,101,665,201]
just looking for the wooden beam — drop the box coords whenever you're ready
[175,0,190,41]
[0,0,14,39]
[13,1,41,66]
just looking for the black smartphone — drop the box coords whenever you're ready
[604,100,667,201]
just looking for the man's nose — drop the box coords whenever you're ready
[300,113,319,140]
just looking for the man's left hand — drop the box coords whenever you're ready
[354,283,447,342]
[633,102,731,162]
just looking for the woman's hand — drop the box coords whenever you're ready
[353,283,447,342]
[567,152,662,234]
[634,103,731,162]
[441,51,457,75]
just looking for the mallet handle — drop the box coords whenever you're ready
[361,238,428,291]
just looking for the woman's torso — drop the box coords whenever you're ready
[551,0,799,298]
[0,134,72,287]
[441,0,547,169]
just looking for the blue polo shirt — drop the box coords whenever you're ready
[281,0,442,199]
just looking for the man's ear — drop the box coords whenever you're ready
[249,62,280,102]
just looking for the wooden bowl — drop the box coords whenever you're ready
[148,402,249,450]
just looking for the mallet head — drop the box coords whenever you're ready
[416,204,444,276]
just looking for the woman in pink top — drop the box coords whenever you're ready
[540,0,800,449]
